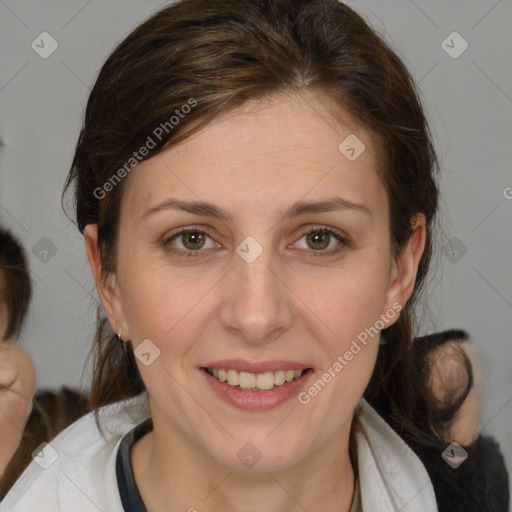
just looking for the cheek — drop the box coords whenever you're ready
[298,256,392,390]
[118,254,216,355]
[316,287,385,380]
[302,283,387,412]
[304,258,392,339]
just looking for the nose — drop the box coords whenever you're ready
[219,241,294,345]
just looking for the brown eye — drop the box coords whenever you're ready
[180,231,207,250]
[163,228,218,258]
[163,225,347,260]
[305,230,331,251]
[294,227,347,257]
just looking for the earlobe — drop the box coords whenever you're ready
[84,224,129,339]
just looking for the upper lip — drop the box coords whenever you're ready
[201,359,312,373]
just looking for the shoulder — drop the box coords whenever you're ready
[353,398,439,511]
[355,398,510,512]
[1,392,150,511]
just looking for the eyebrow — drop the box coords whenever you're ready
[140,196,372,222]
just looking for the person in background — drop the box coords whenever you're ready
[0,228,35,490]
[407,329,508,510]
[0,227,90,498]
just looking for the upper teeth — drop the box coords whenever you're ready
[207,368,304,391]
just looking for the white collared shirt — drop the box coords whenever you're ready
[1,392,438,511]
[354,397,438,511]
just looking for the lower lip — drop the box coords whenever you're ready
[201,369,314,411]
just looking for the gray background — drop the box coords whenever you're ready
[1,0,511,488]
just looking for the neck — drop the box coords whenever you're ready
[131,410,357,512]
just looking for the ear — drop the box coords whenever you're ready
[84,224,129,341]
[382,214,427,327]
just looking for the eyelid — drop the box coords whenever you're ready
[289,226,349,257]
[162,225,219,254]
[291,225,349,246]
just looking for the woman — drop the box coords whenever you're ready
[2,0,509,510]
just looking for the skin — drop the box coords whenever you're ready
[0,276,36,484]
[85,90,429,512]
[427,340,482,446]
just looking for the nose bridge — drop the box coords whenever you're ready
[221,234,292,343]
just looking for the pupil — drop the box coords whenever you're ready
[308,230,329,250]
[184,232,204,250]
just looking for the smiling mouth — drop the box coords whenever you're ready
[204,367,312,392]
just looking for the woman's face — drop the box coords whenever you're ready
[92,91,422,472]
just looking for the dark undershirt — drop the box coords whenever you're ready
[116,417,153,512]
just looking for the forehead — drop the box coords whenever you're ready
[121,91,387,221]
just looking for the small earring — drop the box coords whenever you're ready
[118,327,122,341]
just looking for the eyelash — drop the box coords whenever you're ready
[162,225,348,259]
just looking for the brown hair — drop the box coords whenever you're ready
[0,228,32,341]
[63,0,471,449]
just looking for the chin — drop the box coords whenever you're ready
[209,436,310,474]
